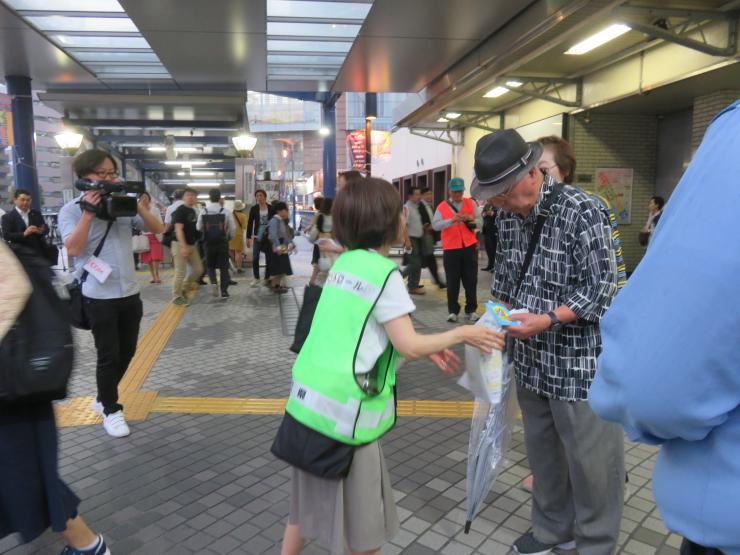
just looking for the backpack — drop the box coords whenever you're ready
[0,248,74,403]
[201,207,227,246]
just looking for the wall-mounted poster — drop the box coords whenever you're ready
[346,130,392,170]
[595,167,633,224]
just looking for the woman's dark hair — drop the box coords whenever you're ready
[313,196,324,210]
[333,177,402,250]
[338,170,363,183]
[538,135,576,184]
[72,149,118,179]
[274,201,288,212]
[651,196,665,210]
[255,189,267,199]
[319,197,333,215]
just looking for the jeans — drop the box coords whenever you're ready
[442,245,478,315]
[680,539,725,555]
[205,242,230,293]
[172,240,203,297]
[84,294,143,414]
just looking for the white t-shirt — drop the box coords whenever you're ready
[355,269,415,374]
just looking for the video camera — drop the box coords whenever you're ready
[75,179,145,220]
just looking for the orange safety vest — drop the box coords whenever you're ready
[437,198,478,250]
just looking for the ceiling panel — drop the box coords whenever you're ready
[0,3,100,87]
[119,0,267,90]
[335,0,538,92]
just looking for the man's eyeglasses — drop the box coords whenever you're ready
[94,170,119,179]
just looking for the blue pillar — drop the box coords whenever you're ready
[322,102,337,198]
[6,75,40,210]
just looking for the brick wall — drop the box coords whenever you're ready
[568,112,658,272]
[691,90,740,149]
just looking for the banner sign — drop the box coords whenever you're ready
[346,130,391,170]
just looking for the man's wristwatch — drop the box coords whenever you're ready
[546,311,563,330]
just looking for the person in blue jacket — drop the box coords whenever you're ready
[589,99,740,555]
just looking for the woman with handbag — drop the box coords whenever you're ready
[266,202,295,294]
[137,192,164,284]
[275,177,504,555]
[229,200,248,273]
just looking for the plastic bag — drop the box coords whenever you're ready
[458,302,519,403]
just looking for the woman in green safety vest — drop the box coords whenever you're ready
[279,177,504,555]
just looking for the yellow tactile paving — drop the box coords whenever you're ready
[119,303,186,393]
[55,391,159,427]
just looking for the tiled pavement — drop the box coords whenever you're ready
[1,239,681,555]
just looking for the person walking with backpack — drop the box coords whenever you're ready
[197,189,235,299]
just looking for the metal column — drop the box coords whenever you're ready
[6,75,40,210]
[322,102,337,198]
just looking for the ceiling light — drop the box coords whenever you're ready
[164,160,208,166]
[483,86,509,98]
[187,182,221,187]
[54,131,84,155]
[177,172,186,176]
[437,117,449,123]
[319,127,331,136]
[505,80,523,88]
[232,133,258,156]
[189,171,215,176]
[445,112,461,119]
[147,146,166,152]
[565,24,631,55]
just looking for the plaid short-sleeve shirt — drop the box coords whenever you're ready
[492,174,618,401]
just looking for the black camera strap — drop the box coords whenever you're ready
[514,182,564,299]
[79,220,114,284]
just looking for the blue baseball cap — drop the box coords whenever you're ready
[448,177,465,192]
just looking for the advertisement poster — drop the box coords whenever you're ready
[346,130,391,170]
[595,167,633,224]
[0,94,13,147]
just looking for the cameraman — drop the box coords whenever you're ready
[432,177,482,323]
[58,150,164,438]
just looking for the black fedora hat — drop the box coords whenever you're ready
[471,129,543,200]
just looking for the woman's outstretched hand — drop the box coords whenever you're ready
[429,349,461,375]
[460,326,505,355]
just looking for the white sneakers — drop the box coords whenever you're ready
[466,312,480,323]
[447,313,458,323]
[91,400,131,438]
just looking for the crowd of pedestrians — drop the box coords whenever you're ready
[1,99,738,555]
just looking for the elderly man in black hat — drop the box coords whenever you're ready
[472,129,623,555]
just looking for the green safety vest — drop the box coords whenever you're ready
[286,249,400,445]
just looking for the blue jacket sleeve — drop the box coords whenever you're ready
[589,101,740,444]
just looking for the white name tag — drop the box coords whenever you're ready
[83,255,112,284]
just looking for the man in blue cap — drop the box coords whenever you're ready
[432,177,482,322]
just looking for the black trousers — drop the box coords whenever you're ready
[484,231,497,269]
[84,294,143,415]
[252,238,271,279]
[681,539,724,555]
[442,245,478,315]
[205,242,231,293]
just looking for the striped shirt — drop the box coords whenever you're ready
[492,174,618,401]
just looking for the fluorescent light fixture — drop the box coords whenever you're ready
[319,127,331,136]
[147,146,199,153]
[565,24,631,55]
[445,112,461,119]
[27,16,139,33]
[437,117,449,123]
[52,35,150,48]
[164,160,208,166]
[232,134,258,155]
[189,171,216,176]
[483,86,509,98]
[505,80,523,88]
[267,22,361,39]
[267,40,352,53]
[187,182,221,187]
[177,172,186,176]
[4,0,124,11]
[54,131,84,155]
[267,1,372,20]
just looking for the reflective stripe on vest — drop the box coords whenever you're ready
[438,199,478,250]
[289,380,395,437]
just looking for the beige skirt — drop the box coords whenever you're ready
[289,440,399,554]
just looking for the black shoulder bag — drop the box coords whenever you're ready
[513,183,564,300]
[67,220,113,330]
[446,200,477,231]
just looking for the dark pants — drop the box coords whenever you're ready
[403,237,423,289]
[681,539,724,555]
[84,294,143,415]
[421,233,444,286]
[442,244,478,315]
[206,242,230,293]
[484,231,497,269]
[252,238,271,279]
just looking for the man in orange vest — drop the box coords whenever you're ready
[432,177,482,323]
